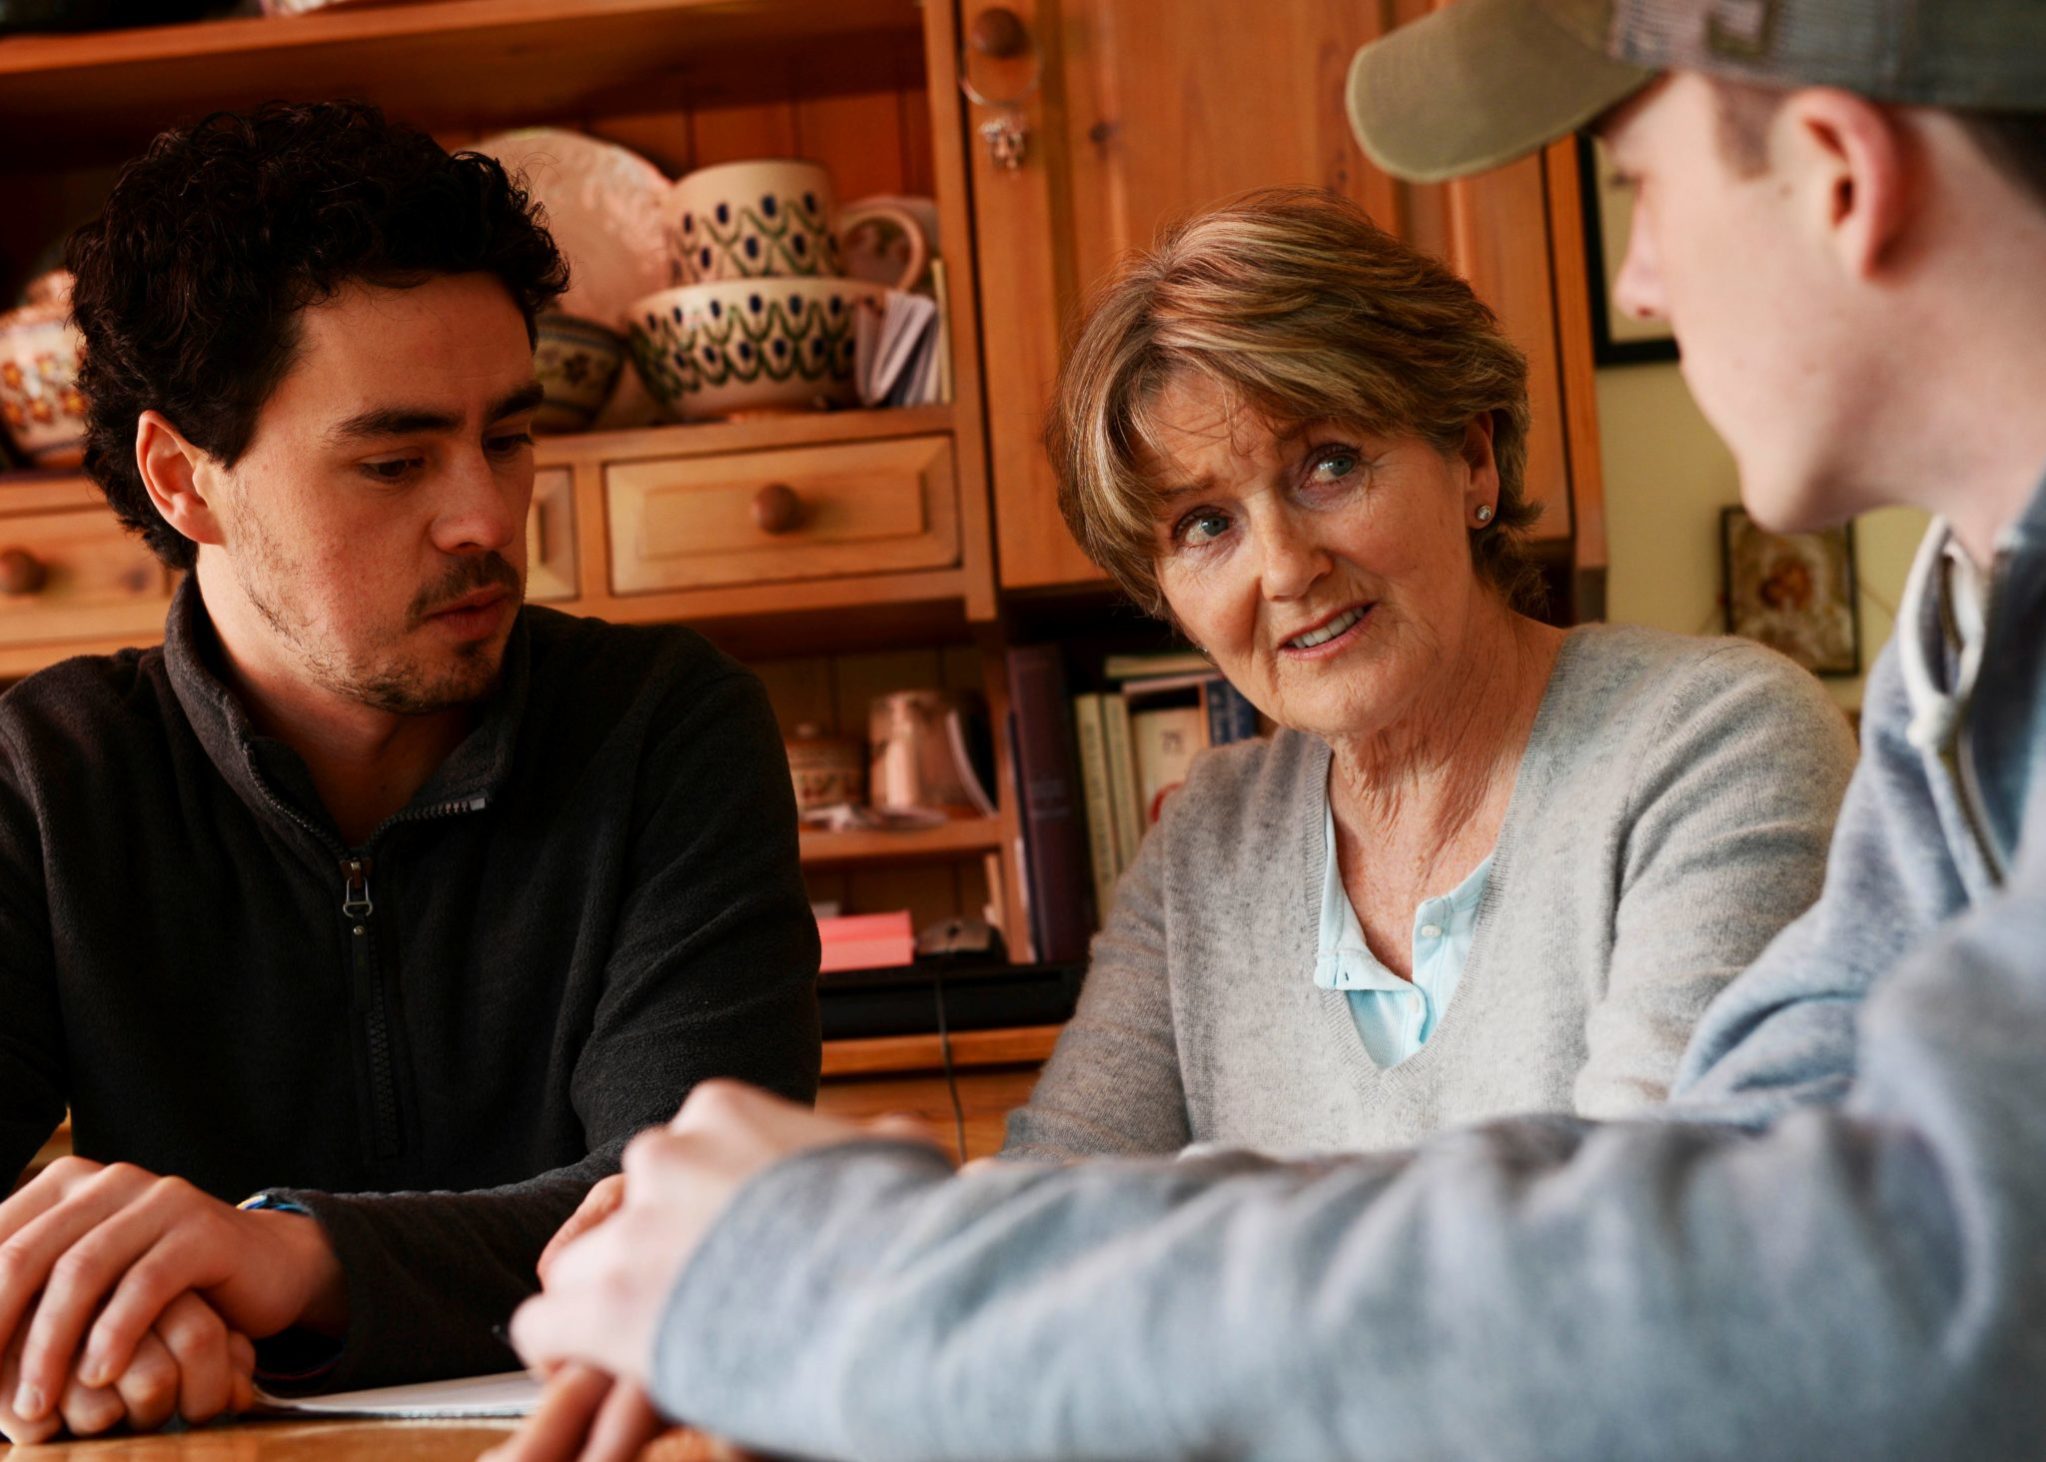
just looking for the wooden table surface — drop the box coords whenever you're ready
[4,1418,727,1459]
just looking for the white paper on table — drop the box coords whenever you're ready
[254,1369,540,1419]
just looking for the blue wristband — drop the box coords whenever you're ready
[236,1192,314,1218]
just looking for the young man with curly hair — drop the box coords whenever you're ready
[0,101,820,1442]
[495,2,2046,1459]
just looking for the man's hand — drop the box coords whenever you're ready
[538,1175,625,1287]
[482,1179,669,1462]
[0,1156,346,1428]
[500,1082,942,1455]
[0,1291,257,1442]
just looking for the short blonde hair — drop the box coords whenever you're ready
[1046,188,1540,617]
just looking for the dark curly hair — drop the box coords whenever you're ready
[67,100,569,570]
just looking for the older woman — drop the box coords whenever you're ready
[1003,189,1855,1159]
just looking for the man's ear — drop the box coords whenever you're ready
[135,411,227,551]
[1782,87,1915,279]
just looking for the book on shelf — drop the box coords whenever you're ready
[1006,645,1096,964]
[1130,701,1204,826]
[1068,657,1270,899]
[817,910,916,975]
[1098,692,1145,870]
[1100,649,1215,681]
[1070,693,1121,924]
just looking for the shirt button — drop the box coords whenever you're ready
[1420,924,1443,940]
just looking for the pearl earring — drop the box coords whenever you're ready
[1474,504,1495,525]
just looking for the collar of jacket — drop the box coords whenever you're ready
[160,575,532,854]
[1897,462,2046,879]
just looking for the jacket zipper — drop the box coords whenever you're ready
[341,855,402,1160]
[240,756,491,1167]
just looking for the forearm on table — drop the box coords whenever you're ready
[275,1149,620,1390]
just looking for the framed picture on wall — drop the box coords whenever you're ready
[1576,134,1680,366]
[1721,507,1861,677]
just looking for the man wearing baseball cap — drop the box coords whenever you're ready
[495,5,2046,1458]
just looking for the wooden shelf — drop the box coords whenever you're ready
[535,404,952,469]
[0,408,956,501]
[0,0,923,165]
[820,1023,1061,1079]
[800,815,1002,868]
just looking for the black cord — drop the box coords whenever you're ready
[931,965,969,1163]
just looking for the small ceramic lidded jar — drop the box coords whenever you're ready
[784,723,866,814]
[0,272,88,469]
[668,160,841,285]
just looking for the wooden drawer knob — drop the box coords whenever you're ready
[970,6,1030,58]
[752,483,804,535]
[0,547,47,597]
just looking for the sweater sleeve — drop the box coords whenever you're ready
[646,842,2046,1460]
[1667,643,1959,1126]
[0,721,66,1187]
[1572,644,1856,1119]
[1000,785,1191,1160]
[278,669,821,1388]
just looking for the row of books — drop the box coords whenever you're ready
[1071,653,1263,923]
[1004,646,1263,966]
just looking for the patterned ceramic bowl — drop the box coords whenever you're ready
[666,159,839,285]
[0,284,86,468]
[533,313,624,433]
[626,277,881,421]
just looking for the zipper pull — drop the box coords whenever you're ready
[342,857,375,923]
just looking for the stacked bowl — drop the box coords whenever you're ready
[628,160,923,422]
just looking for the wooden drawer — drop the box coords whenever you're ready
[525,466,577,603]
[0,503,174,649]
[605,435,958,595]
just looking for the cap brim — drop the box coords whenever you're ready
[1347,0,1655,183]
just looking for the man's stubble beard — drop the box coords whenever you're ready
[229,503,521,717]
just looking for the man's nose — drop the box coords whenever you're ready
[1612,213,1669,324]
[434,458,525,555]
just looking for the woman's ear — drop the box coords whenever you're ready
[1459,412,1501,520]
[135,411,228,551]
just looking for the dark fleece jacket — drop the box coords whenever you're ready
[0,581,820,1387]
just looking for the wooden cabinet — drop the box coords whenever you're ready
[0,0,1017,935]
[0,0,1609,966]
[0,477,174,665]
[959,0,1607,616]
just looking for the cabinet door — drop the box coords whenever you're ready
[964,0,1595,592]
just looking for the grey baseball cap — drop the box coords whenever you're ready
[1348,0,2046,183]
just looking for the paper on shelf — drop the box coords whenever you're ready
[254,1369,540,1419]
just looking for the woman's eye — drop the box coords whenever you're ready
[1173,508,1231,548]
[1309,448,1359,482]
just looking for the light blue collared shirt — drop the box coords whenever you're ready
[1312,798,1493,1069]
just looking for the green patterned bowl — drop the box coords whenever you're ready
[626,278,881,421]
[533,312,625,433]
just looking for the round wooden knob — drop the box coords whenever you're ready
[752,483,804,535]
[0,547,47,597]
[970,6,1030,58]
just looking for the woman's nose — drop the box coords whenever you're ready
[1254,515,1330,601]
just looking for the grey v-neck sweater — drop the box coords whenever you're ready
[1005,624,1856,1158]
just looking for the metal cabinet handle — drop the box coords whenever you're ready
[0,547,48,597]
[752,483,804,535]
